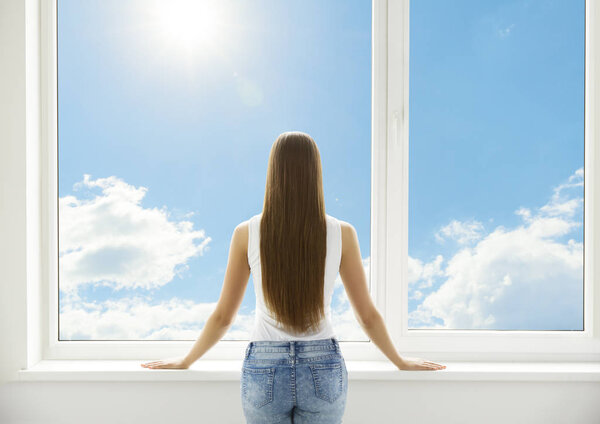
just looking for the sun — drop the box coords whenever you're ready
[152,0,221,48]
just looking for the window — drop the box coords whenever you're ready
[40,0,600,361]
[56,0,371,342]
[406,0,585,330]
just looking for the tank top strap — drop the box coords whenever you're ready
[247,213,262,269]
[326,214,343,273]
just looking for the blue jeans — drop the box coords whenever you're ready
[241,337,348,423]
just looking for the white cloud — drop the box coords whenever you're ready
[410,290,423,301]
[539,167,583,218]
[435,219,485,245]
[408,254,445,289]
[59,174,211,291]
[60,271,370,341]
[409,168,584,330]
[60,296,220,340]
[59,293,264,341]
[60,284,368,341]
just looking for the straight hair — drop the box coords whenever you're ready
[260,131,327,334]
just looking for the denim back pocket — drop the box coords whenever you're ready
[309,362,343,403]
[241,366,275,408]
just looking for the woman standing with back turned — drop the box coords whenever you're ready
[142,131,445,423]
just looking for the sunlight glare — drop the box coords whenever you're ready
[152,0,221,48]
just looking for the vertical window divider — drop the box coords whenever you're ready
[385,0,409,345]
[371,0,390,344]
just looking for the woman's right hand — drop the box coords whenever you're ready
[396,357,446,371]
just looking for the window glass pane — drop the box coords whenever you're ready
[408,0,585,330]
[58,0,371,341]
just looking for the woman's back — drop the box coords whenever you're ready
[143,131,443,424]
[246,212,342,342]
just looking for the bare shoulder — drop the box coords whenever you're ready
[338,219,354,234]
[232,220,249,251]
[234,220,249,233]
[337,219,358,254]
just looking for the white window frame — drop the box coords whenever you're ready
[37,0,600,362]
[385,0,600,362]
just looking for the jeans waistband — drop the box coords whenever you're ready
[244,337,340,359]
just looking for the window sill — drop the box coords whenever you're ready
[17,360,600,382]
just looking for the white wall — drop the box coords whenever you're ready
[1,380,599,424]
[0,0,30,385]
[1,1,600,423]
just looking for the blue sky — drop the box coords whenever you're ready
[57,0,584,340]
[407,0,585,329]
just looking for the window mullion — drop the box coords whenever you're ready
[384,0,408,345]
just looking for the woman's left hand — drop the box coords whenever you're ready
[141,357,190,369]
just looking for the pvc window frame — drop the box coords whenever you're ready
[37,0,600,363]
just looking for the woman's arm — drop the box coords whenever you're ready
[141,222,250,369]
[338,221,445,371]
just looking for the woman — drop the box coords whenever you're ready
[142,132,445,422]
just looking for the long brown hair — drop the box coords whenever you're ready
[260,131,327,334]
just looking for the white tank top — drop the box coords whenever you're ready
[246,212,342,341]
